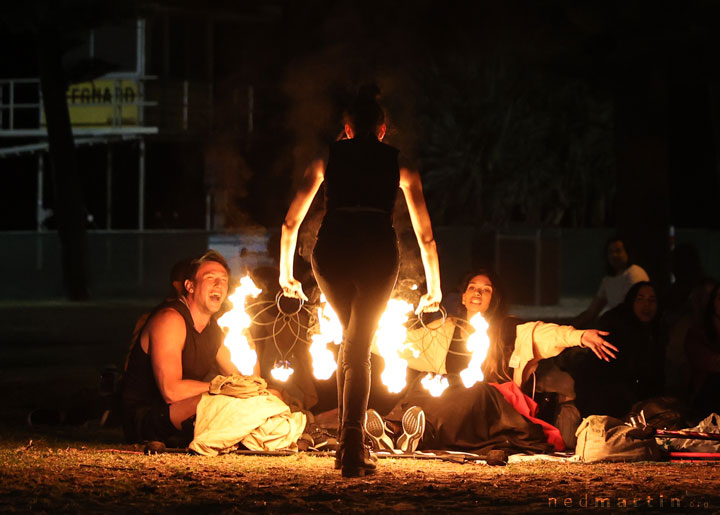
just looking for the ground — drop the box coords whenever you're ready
[1,300,719,513]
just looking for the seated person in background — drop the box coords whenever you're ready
[121,250,251,445]
[684,281,720,422]
[573,237,649,329]
[378,269,615,454]
[572,281,666,419]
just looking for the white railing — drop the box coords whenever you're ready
[0,77,158,137]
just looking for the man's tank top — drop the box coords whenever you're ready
[323,137,400,216]
[121,298,224,407]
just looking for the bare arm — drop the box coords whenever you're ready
[279,160,325,301]
[399,167,442,314]
[148,309,211,404]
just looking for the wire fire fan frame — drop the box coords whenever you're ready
[242,292,319,370]
[242,294,471,383]
[406,307,474,377]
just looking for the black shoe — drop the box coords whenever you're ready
[396,406,425,453]
[339,427,377,477]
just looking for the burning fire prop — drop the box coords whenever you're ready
[309,294,342,380]
[219,277,492,396]
[374,299,415,393]
[217,275,262,375]
[459,313,491,388]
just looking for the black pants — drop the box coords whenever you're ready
[312,212,399,433]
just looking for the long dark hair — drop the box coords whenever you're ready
[345,83,385,138]
[458,269,506,323]
[456,269,513,382]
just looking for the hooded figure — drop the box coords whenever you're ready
[574,281,666,418]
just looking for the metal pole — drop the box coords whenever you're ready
[36,153,44,231]
[106,145,113,229]
[9,80,14,130]
[36,153,44,271]
[138,139,145,230]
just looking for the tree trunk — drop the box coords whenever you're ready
[37,26,90,300]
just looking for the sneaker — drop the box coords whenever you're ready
[363,409,399,453]
[396,406,425,453]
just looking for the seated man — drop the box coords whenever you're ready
[121,249,250,445]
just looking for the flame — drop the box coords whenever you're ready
[421,373,449,397]
[459,312,491,388]
[217,275,262,375]
[271,361,294,382]
[309,294,341,380]
[375,298,414,393]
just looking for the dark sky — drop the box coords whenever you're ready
[1,0,720,231]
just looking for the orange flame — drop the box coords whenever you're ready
[459,312,491,388]
[217,275,262,375]
[309,294,341,380]
[421,373,449,397]
[374,298,414,393]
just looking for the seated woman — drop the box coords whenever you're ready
[684,280,720,422]
[380,270,615,455]
[572,281,666,419]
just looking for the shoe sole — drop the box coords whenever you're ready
[363,409,398,452]
[397,406,425,453]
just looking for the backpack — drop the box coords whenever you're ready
[575,415,663,463]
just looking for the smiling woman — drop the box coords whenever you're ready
[375,269,616,454]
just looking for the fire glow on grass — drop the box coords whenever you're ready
[459,312,491,388]
[309,294,342,380]
[217,275,262,376]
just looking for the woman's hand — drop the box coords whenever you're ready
[279,276,308,302]
[581,329,618,362]
[416,291,442,315]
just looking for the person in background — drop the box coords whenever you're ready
[573,237,649,329]
[573,281,666,419]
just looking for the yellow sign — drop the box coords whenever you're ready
[43,79,139,127]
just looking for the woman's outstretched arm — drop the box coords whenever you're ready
[279,159,325,301]
[399,166,442,314]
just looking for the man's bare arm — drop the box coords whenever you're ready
[149,308,211,404]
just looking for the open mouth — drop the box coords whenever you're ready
[209,293,222,302]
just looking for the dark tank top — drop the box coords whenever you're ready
[121,298,224,407]
[323,137,400,216]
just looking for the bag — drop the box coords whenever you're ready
[575,415,663,463]
[661,413,720,453]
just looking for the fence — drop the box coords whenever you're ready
[2,228,719,303]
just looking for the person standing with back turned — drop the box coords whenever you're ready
[279,83,442,477]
